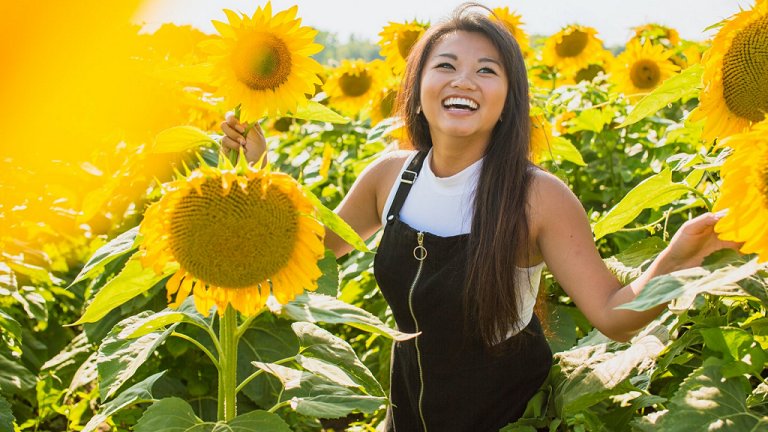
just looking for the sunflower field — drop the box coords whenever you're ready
[2,0,768,431]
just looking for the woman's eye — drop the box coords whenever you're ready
[435,62,454,70]
[479,67,497,74]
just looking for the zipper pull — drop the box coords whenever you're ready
[413,232,427,261]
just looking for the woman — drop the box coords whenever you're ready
[221,4,738,431]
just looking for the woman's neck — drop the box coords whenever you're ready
[429,139,487,178]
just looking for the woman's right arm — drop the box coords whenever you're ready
[220,115,406,258]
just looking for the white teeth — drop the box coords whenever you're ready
[442,97,478,110]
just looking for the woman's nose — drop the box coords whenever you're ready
[450,73,476,90]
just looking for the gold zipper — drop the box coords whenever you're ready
[408,231,428,430]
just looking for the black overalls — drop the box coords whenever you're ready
[374,152,553,432]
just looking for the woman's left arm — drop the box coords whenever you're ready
[530,171,740,342]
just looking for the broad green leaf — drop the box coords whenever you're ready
[618,258,764,312]
[5,259,63,286]
[0,310,21,346]
[124,298,209,339]
[593,169,689,240]
[134,397,203,431]
[316,250,339,297]
[10,287,47,326]
[238,315,300,407]
[97,312,179,401]
[152,126,217,153]
[74,254,177,325]
[279,293,415,341]
[0,349,35,394]
[0,391,14,432]
[82,371,165,432]
[554,324,668,414]
[290,101,350,124]
[225,410,292,432]
[293,322,384,396]
[700,327,753,361]
[253,362,386,419]
[619,64,704,128]
[367,117,403,143]
[571,107,613,133]
[301,187,370,253]
[538,136,586,166]
[604,237,666,285]
[70,227,139,287]
[657,362,768,430]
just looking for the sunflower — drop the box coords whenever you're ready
[630,23,681,48]
[378,20,429,75]
[611,40,680,96]
[325,59,385,116]
[542,25,606,73]
[713,120,768,262]
[530,115,554,164]
[490,7,531,56]
[203,3,324,122]
[139,164,325,316]
[690,0,768,142]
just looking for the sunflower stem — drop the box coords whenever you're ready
[219,305,239,421]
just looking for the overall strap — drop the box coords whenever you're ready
[386,151,428,222]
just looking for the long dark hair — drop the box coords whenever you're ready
[395,3,533,348]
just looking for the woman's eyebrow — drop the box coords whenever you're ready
[434,53,501,66]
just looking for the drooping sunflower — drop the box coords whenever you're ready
[203,3,324,122]
[325,59,385,116]
[713,120,768,262]
[139,164,325,316]
[542,25,606,73]
[630,23,681,48]
[690,0,768,142]
[611,40,680,96]
[490,7,531,56]
[529,115,553,164]
[378,20,429,75]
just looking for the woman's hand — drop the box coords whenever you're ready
[219,112,267,166]
[657,211,743,273]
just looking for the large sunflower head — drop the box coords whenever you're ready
[610,40,680,96]
[378,20,429,75]
[691,0,768,142]
[370,73,402,125]
[324,59,385,116]
[490,7,531,56]
[630,23,681,48]
[542,25,606,73]
[203,3,324,122]
[713,120,768,262]
[139,163,325,316]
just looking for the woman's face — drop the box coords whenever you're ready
[419,30,508,147]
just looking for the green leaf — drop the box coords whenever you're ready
[292,322,385,396]
[279,293,415,341]
[604,236,666,285]
[238,315,300,407]
[554,324,668,414]
[367,117,403,143]
[253,362,386,419]
[5,259,63,286]
[657,362,768,430]
[70,227,139,287]
[152,126,217,153]
[123,297,209,339]
[301,186,370,253]
[82,371,166,432]
[74,254,177,325]
[0,349,35,394]
[0,391,14,432]
[290,101,350,124]
[0,310,21,346]
[97,312,179,401]
[538,136,586,166]
[571,107,613,133]
[226,410,292,432]
[593,169,689,240]
[619,64,703,128]
[134,397,203,431]
[316,250,339,297]
[700,327,753,362]
[618,258,764,312]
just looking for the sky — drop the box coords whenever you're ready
[134,0,752,46]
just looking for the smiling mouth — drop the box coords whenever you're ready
[442,97,479,111]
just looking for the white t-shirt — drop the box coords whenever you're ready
[381,150,544,335]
